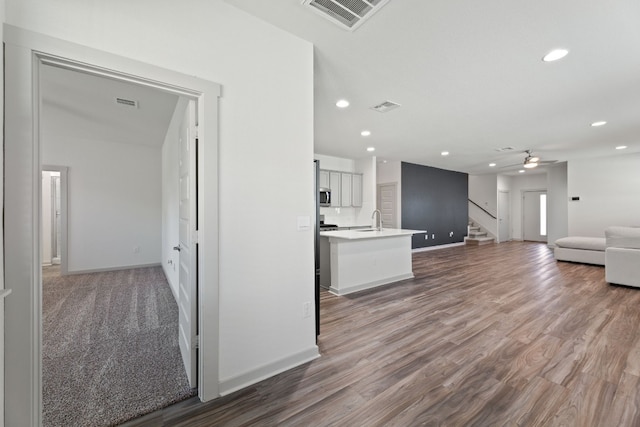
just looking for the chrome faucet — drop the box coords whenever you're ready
[372,209,383,231]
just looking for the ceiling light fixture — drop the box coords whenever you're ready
[523,150,539,168]
[361,130,371,137]
[519,170,525,173]
[489,163,496,167]
[591,121,607,127]
[336,99,349,108]
[441,151,449,156]
[616,145,628,150]
[367,147,375,152]
[543,48,569,62]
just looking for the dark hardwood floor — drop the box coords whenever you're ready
[122,241,640,426]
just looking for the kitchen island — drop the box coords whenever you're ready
[319,228,425,295]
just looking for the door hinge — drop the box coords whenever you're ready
[194,125,199,139]
[194,335,199,349]
[193,229,200,244]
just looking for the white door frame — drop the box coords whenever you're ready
[521,189,547,241]
[3,25,221,426]
[41,166,68,274]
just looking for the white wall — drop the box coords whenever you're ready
[568,153,640,236]
[468,174,498,237]
[547,162,568,245]
[161,99,188,299]
[355,157,377,225]
[469,175,497,216]
[41,133,163,272]
[5,0,317,395]
[509,172,547,240]
[377,160,402,227]
[1,3,6,426]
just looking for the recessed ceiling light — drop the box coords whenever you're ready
[543,48,569,62]
[489,163,496,167]
[361,130,371,137]
[519,170,525,173]
[591,121,607,127]
[367,147,375,152]
[441,151,449,156]
[383,160,388,163]
[616,145,628,150]
[336,99,350,108]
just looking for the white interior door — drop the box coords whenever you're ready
[177,100,198,388]
[498,191,511,242]
[523,190,547,242]
[377,183,398,228]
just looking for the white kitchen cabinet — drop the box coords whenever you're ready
[319,170,329,189]
[320,169,363,208]
[351,174,363,207]
[341,173,352,207]
[329,172,341,207]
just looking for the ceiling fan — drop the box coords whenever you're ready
[501,150,557,169]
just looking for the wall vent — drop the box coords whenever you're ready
[301,0,390,31]
[370,100,401,113]
[115,97,138,108]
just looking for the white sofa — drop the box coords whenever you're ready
[605,226,640,288]
[554,236,606,266]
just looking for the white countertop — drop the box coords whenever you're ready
[320,228,425,240]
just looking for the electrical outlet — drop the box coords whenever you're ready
[302,302,312,318]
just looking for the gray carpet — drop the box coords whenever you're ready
[42,265,196,427]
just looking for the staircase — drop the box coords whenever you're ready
[465,221,495,245]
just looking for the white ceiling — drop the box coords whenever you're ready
[226,0,640,175]
[40,64,179,147]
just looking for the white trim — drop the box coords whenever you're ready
[64,263,162,275]
[41,165,68,275]
[3,25,221,426]
[219,346,320,396]
[412,242,466,253]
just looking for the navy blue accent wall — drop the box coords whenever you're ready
[401,162,468,249]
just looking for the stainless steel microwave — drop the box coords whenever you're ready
[319,187,331,207]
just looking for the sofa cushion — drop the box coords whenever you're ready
[605,226,640,249]
[555,236,606,251]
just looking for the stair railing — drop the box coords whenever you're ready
[468,199,497,220]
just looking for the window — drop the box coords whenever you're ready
[540,194,547,236]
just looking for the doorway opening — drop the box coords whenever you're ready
[3,27,221,426]
[39,63,198,425]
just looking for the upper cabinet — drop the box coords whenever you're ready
[351,174,363,207]
[320,169,363,208]
[329,171,342,207]
[319,170,329,189]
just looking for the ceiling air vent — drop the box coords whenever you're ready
[495,146,515,152]
[370,100,401,113]
[302,0,390,31]
[115,97,138,108]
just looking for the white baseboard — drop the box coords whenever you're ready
[412,242,465,253]
[329,273,414,296]
[65,262,162,275]
[219,346,320,396]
